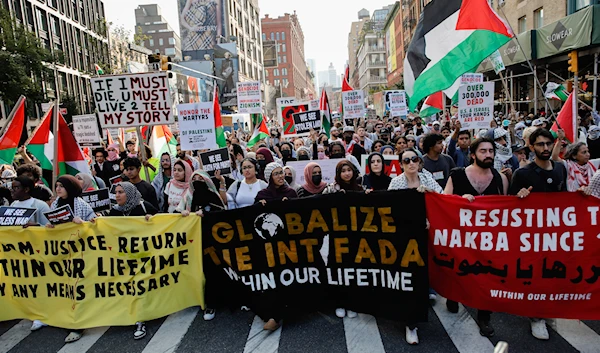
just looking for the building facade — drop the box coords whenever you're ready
[1,0,110,115]
[109,36,151,75]
[134,4,181,60]
[384,2,404,87]
[318,62,341,88]
[348,10,370,89]
[261,12,316,100]
[307,58,318,91]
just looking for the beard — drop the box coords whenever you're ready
[475,157,494,169]
[536,150,551,161]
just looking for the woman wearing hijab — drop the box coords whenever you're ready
[109,182,158,340]
[256,147,276,181]
[162,159,193,213]
[278,141,296,164]
[255,162,298,204]
[76,173,97,192]
[106,143,121,162]
[380,145,395,156]
[283,165,300,190]
[296,146,312,161]
[360,152,392,191]
[297,162,327,197]
[323,160,364,194]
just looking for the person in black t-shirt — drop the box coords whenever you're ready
[122,157,159,210]
[16,164,53,204]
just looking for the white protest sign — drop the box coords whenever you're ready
[276,97,296,126]
[177,102,217,151]
[389,92,408,117]
[458,82,494,130]
[237,81,262,114]
[72,114,102,146]
[342,90,365,119]
[286,159,340,185]
[460,73,483,86]
[91,72,172,129]
[488,50,505,74]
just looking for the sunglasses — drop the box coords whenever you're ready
[402,156,421,165]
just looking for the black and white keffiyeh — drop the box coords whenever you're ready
[113,182,142,215]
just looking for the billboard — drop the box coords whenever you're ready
[214,42,239,107]
[386,21,397,73]
[178,0,226,51]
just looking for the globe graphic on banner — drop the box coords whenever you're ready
[254,213,284,240]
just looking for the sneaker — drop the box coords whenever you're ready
[478,320,495,337]
[346,310,358,318]
[64,331,82,343]
[429,293,437,301]
[203,308,216,321]
[531,319,549,340]
[405,327,419,345]
[446,300,459,313]
[263,318,280,331]
[133,322,146,340]
[335,308,346,318]
[30,320,47,331]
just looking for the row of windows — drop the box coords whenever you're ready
[141,37,176,47]
[518,7,544,33]
[262,31,286,41]
[266,68,288,76]
[267,78,289,87]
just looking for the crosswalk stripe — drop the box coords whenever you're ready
[553,319,600,353]
[141,307,199,353]
[0,320,31,353]
[243,315,282,353]
[343,314,385,353]
[431,298,495,353]
[56,326,109,353]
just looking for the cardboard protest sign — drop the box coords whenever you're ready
[276,97,296,126]
[286,159,338,185]
[0,207,36,226]
[81,188,111,212]
[43,205,74,225]
[342,90,365,119]
[458,82,494,129]
[72,114,102,147]
[91,72,172,129]
[177,102,217,151]
[488,50,505,74]
[460,73,484,85]
[280,100,319,138]
[199,148,232,177]
[360,154,402,178]
[292,110,321,136]
[237,81,262,114]
[389,92,408,117]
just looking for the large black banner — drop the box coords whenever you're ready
[202,190,429,322]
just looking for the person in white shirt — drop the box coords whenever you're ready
[227,158,268,209]
[10,176,50,226]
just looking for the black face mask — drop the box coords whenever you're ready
[298,154,310,161]
[344,136,352,143]
[257,160,267,170]
[285,176,293,184]
[312,175,322,185]
[330,152,344,159]
[282,150,291,159]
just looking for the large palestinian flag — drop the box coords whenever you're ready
[0,96,26,165]
[404,0,513,110]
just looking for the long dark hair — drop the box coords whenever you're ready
[334,160,362,191]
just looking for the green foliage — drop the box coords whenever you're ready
[133,26,150,46]
[60,94,80,125]
[0,9,53,110]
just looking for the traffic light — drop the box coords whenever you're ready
[567,50,578,74]
[160,55,172,71]
[148,53,160,63]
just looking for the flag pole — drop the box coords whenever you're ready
[52,97,59,194]
[136,126,151,183]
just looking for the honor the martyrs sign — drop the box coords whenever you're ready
[202,190,429,322]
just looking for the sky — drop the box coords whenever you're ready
[102,0,396,74]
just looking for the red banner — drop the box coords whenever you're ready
[426,192,600,320]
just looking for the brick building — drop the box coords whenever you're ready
[261,12,316,100]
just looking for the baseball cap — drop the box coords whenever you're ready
[532,119,544,127]
[512,143,527,153]
[1,169,16,179]
[380,128,390,135]
[343,126,355,133]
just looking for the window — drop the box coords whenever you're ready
[165,48,176,56]
[282,68,287,76]
[274,68,279,76]
[262,33,266,41]
[572,0,593,13]
[278,56,281,64]
[283,55,287,63]
[276,32,280,41]
[282,44,286,52]
[534,8,544,28]
[169,37,175,45]
[518,16,526,33]
[270,32,274,40]
[265,69,268,77]
[281,32,285,40]
[274,79,280,86]
[159,38,164,46]
[149,38,154,46]
[283,78,289,87]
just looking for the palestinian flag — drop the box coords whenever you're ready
[149,125,177,156]
[342,66,353,92]
[551,91,577,143]
[319,88,332,137]
[26,106,54,186]
[214,85,227,148]
[247,114,269,148]
[404,0,513,110]
[0,96,26,165]
[95,64,104,75]
[544,82,569,102]
[420,92,444,117]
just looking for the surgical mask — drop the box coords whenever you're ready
[107,150,118,160]
[285,176,293,184]
[312,175,322,185]
[282,150,291,159]
[317,152,326,160]
[298,154,310,161]
[257,160,267,170]
[515,129,524,139]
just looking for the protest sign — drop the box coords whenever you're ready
[0,207,36,226]
[199,148,232,177]
[292,110,321,136]
[276,97,296,126]
[342,90,365,119]
[177,102,217,151]
[202,191,429,321]
[458,81,494,129]
[280,100,319,138]
[81,188,111,212]
[488,50,506,74]
[0,215,204,328]
[389,92,408,117]
[91,72,173,129]
[286,159,339,185]
[43,205,74,225]
[360,154,402,178]
[460,73,484,85]
[72,114,102,147]
[426,192,600,320]
[237,81,262,114]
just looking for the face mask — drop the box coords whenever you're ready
[312,175,322,185]
[298,154,310,161]
[344,136,352,143]
[282,150,291,158]
[318,152,326,160]
[285,176,293,184]
[330,152,344,159]
[108,151,118,160]
[257,160,267,170]
[589,129,600,140]
[526,120,532,125]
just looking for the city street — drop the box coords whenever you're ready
[1,298,599,353]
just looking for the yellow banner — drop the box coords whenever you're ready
[0,214,204,329]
